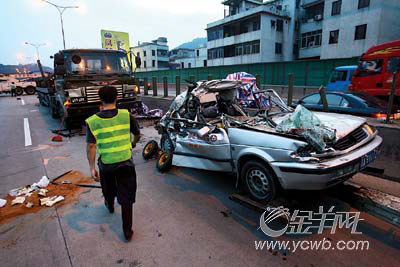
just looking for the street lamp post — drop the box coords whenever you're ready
[25,42,46,60]
[41,0,79,49]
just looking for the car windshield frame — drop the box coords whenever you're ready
[65,51,131,75]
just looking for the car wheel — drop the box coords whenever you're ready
[15,87,24,96]
[156,151,172,172]
[241,160,277,203]
[25,86,36,95]
[160,134,174,153]
[142,140,158,160]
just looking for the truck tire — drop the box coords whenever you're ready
[142,140,158,160]
[24,86,36,95]
[156,151,172,172]
[241,160,277,203]
[15,87,24,96]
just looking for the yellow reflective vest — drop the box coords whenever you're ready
[86,109,132,164]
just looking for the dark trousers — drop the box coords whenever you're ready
[99,164,137,233]
[11,89,16,97]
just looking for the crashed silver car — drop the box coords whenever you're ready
[144,80,382,203]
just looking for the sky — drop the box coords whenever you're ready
[0,0,224,67]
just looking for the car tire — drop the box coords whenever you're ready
[160,134,174,153]
[15,87,24,96]
[241,160,277,203]
[142,140,158,160]
[25,86,36,95]
[156,151,172,172]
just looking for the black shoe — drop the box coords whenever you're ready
[104,199,114,213]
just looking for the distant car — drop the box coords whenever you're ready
[327,66,357,92]
[295,91,399,118]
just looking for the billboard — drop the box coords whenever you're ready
[101,30,130,59]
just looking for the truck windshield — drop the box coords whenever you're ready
[65,52,131,75]
[355,59,383,77]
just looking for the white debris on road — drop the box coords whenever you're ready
[38,189,48,197]
[32,176,50,188]
[25,202,34,208]
[40,196,64,207]
[0,199,6,208]
[11,197,25,206]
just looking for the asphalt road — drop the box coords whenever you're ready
[0,95,399,267]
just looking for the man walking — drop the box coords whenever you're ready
[86,86,141,241]
[10,82,16,97]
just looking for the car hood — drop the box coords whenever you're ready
[273,112,366,140]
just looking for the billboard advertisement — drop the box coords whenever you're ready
[101,30,130,59]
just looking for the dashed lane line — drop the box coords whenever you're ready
[24,118,32,146]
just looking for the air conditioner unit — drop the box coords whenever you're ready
[314,14,323,21]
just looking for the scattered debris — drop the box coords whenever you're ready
[11,197,25,206]
[40,196,65,207]
[0,199,6,208]
[38,189,48,197]
[32,176,50,188]
[51,135,63,142]
[25,202,34,208]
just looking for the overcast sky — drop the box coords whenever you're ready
[0,0,224,66]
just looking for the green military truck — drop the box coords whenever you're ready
[36,49,140,128]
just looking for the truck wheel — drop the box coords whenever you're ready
[160,134,174,153]
[241,160,277,203]
[142,140,158,160]
[25,86,36,95]
[156,152,172,172]
[15,87,24,96]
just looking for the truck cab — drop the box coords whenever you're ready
[350,40,400,101]
[37,49,139,128]
[327,66,357,92]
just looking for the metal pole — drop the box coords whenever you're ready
[59,9,66,49]
[287,74,294,107]
[163,77,168,97]
[386,71,398,123]
[176,76,180,96]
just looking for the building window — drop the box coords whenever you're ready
[275,43,282,54]
[196,50,199,57]
[277,19,283,32]
[355,24,367,40]
[331,0,341,16]
[144,61,147,68]
[329,30,339,44]
[207,27,223,41]
[188,63,192,68]
[152,50,155,56]
[181,62,184,69]
[253,19,260,31]
[204,60,207,67]
[252,41,260,54]
[271,20,276,28]
[152,60,155,67]
[301,30,322,48]
[358,0,370,9]
[144,51,146,57]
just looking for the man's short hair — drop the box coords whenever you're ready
[98,86,117,104]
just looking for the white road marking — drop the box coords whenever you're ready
[21,99,25,105]
[24,118,32,146]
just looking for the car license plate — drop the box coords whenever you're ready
[360,150,377,170]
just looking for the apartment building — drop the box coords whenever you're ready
[170,47,208,69]
[206,0,400,66]
[131,37,169,71]
[298,0,400,59]
[206,0,299,66]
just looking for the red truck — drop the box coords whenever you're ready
[350,40,400,101]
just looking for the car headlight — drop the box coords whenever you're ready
[67,88,85,97]
[133,85,139,94]
[364,124,375,135]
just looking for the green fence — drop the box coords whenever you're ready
[134,57,359,87]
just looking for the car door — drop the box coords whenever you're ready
[172,127,233,172]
